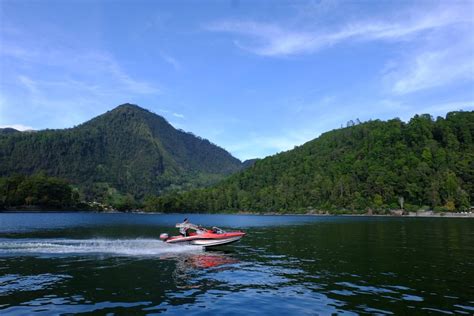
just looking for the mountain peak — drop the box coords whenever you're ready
[115,103,141,109]
[112,103,149,114]
[85,103,161,128]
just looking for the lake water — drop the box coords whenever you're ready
[0,213,473,315]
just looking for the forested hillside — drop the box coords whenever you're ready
[147,111,474,213]
[0,104,243,202]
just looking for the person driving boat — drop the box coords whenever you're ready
[179,218,189,236]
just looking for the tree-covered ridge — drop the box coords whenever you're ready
[0,104,243,200]
[148,111,474,213]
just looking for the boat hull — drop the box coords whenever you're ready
[165,231,245,247]
[190,235,243,247]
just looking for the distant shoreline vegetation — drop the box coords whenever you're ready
[1,172,472,214]
[0,173,138,212]
[0,173,79,211]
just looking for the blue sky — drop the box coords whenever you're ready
[0,0,473,160]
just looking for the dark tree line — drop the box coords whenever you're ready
[0,173,78,209]
[0,173,142,211]
[145,111,474,214]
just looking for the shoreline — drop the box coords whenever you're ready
[1,209,473,218]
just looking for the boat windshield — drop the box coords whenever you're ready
[212,227,226,234]
[176,222,205,232]
[176,222,228,235]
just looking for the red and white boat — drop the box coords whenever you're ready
[159,221,245,247]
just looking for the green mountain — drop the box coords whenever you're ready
[151,111,474,213]
[0,104,242,199]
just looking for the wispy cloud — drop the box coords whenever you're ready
[205,5,471,57]
[172,112,185,118]
[156,109,185,120]
[17,75,40,95]
[169,121,186,131]
[206,20,314,56]
[384,40,474,95]
[160,52,181,71]
[104,57,159,94]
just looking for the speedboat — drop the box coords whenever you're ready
[159,220,245,247]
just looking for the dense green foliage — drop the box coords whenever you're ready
[0,173,77,209]
[0,104,243,202]
[147,111,474,213]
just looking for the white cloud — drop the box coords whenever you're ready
[205,4,471,57]
[0,124,34,131]
[385,42,474,95]
[160,52,181,71]
[172,112,185,119]
[17,75,40,95]
[156,109,185,120]
[169,121,186,131]
[104,57,159,94]
[206,20,315,56]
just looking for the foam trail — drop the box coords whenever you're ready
[0,238,203,256]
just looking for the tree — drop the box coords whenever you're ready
[445,200,455,212]
[373,194,383,210]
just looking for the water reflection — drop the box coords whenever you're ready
[170,251,239,291]
[173,251,239,270]
[144,248,354,315]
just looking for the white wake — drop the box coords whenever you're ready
[0,238,203,256]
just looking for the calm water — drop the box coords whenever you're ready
[0,213,473,315]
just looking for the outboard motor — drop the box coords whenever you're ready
[159,233,169,241]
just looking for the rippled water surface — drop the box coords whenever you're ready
[0,213,473,315]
